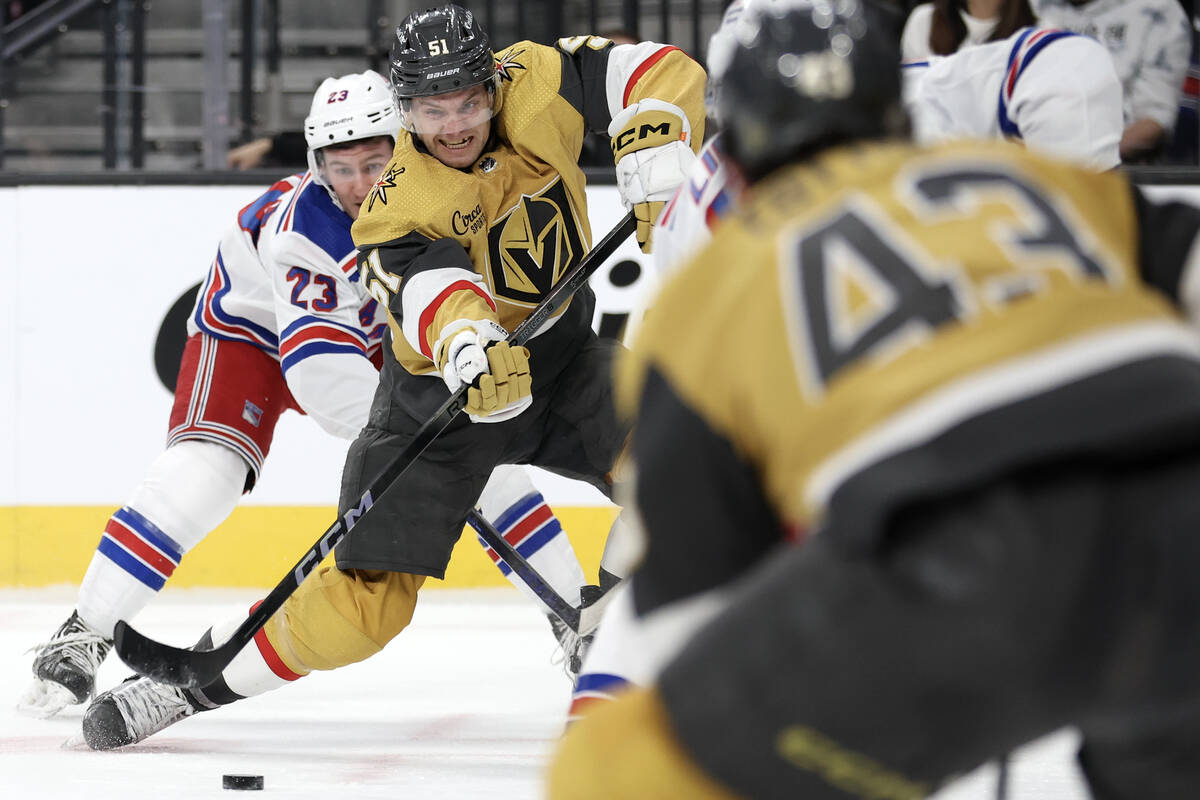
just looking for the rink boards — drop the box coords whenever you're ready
[2,177,1195,588]
[0,182,643,588]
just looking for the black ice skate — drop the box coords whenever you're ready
[20,611,113,717]
[82,675,205,750]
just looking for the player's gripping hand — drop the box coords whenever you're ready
[438,322,532,423]
[609,99,697,253]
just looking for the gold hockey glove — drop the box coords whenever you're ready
[465,341,532,421]
[437,321,532,423]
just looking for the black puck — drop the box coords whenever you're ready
[222,774,264,791]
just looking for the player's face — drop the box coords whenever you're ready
[409,85,493,169]
[321,138,394,220]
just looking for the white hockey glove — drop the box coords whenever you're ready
[435,320,533,423]
[609,99,697,254]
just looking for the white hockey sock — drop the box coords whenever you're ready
[197,605,302,702]
[77,440,248,638]
[597,509,639,585]
[569,581,728,722]
[476,465,587,609]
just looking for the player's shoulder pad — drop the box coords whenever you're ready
[280,179,355,263]
[493,40,564,133]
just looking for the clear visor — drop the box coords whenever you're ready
[400,81,497,135]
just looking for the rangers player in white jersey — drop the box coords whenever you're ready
[570,8,1127,723]
[22,70,592,718]
[902,25,1125,171]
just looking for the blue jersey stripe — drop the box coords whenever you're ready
[279,314,369,343]
[112,505,183,563]
[280,342,370,375]
[574,673,628,694]
[493,493,543,534]
[98,537,167,591]
[998,29,1076,138]
[193,253,280,350]
[475,534,514,575]
[515,518,563,559]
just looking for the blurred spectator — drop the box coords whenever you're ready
[4,0,49,24]
[1033,0,1192,162]
[233,28,641,172]
[902,0,1037,59]
[226,131,307,170]
[1166,55,1200,164]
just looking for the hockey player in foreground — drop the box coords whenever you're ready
[552,1,1200,797]
[78,4,703,750]
[23,70,594,720]
[570,0,1128,720]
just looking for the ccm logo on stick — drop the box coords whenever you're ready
[291,492,375,584]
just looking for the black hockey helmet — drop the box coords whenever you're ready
[718,0,908,182]
[389,5,497,100]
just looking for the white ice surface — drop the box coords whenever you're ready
[0,587,1090,799]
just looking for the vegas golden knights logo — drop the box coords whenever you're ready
[486,179,584,304]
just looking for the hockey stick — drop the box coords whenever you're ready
[466,508,581,631]
[113,211,637,688]
[470,507,620,638]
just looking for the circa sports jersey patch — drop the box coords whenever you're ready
[486,178,584,305]
[453,203,487,235]
[495,49,527,83]
[366,166,404,213]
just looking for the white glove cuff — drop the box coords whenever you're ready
[435,319,509,392]
[467,394,533,424]
[615,139,698,206]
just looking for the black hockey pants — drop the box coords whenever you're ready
[658,453,1200,800]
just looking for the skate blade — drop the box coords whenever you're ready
[16,679,79,719]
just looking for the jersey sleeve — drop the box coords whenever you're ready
[361,232,500,376]
[1008,33,1123,171]
[269,230,381,439]
[627,364,785,614]
[652,136,742,278]
[554,36,707,151]
[899,3,934,61]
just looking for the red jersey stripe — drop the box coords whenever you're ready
[623,46,682,107]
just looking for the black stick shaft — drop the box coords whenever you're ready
[467,508,581,631]
[113,212,636,688]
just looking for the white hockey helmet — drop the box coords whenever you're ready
[304,70,399,202]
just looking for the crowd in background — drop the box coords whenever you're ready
[4,0,1197,168]
[222,0,1200,170]
[892,0,1196,163]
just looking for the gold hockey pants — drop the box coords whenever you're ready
[261,562,425,674]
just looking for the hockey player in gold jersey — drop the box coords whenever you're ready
[551,2,1200,798]
[78,4,704,751]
